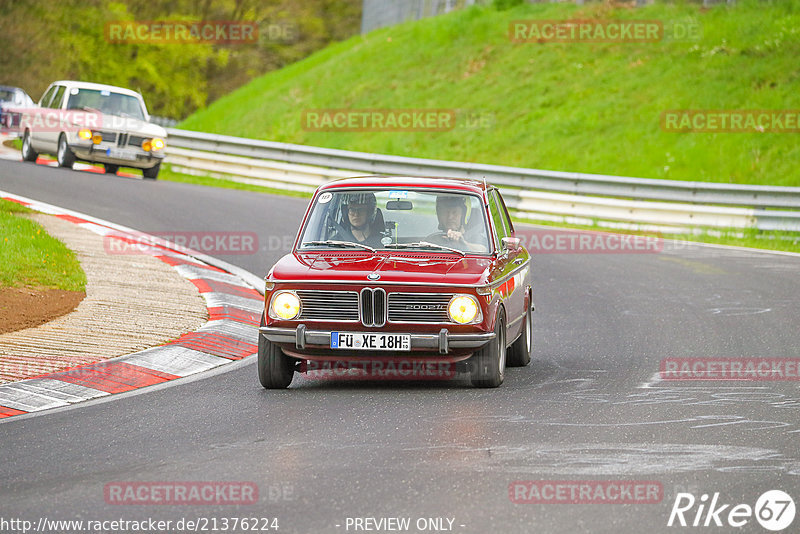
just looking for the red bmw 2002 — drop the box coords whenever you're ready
[258,176,533,388]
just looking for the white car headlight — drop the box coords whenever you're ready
[270,291,301,320]
[448,294,481,324]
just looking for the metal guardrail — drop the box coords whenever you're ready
[164,128,800,233]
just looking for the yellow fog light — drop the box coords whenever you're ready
[448,295,480,324]
[270,291,301,320]
[92,133,102,145]
[150,137,165,151]
[78,128,92,140]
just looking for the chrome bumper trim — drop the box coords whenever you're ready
[258,325,494,354]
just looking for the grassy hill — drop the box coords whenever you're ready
[180,0,800,187]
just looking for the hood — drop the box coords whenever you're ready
[270,252,493,287]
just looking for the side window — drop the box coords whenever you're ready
[51,86,66,109]
[39,86,56,108]
[488,190,508,250]
[496,190,515,236]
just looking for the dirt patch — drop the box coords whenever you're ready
[0,287,85,334]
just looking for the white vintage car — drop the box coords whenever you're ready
[20,81,166,179]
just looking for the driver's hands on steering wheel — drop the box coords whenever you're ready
[444,229,465,242]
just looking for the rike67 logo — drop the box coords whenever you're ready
[668,490,795,531]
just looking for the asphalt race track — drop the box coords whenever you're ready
[1,159,799,534]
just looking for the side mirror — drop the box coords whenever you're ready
[501,236,521,252]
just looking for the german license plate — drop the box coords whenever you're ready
[331,332,410,351]
[106,147,137,160]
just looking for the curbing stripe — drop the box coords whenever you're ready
[5,379,109,403]
[196,319,259,343]
[207,306,261,326]
[202,292,263,315]
[122,345,228,377]
[174,332,257,361]
[173,264,250,286]
[156,254,227,272]
[48,361,180,394]
[0,406,27,418]
[0,385,71,412]
[190,278,262,299]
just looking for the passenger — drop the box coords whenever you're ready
[338,193,384,248]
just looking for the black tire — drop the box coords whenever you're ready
[104,164,120,175]
[142,161,160,180]
[258,320,295,389]
[507,294,532,367]
[56,134,75,168]
[470,312,506,388]
[21,130,38,162]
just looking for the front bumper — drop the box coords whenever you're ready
[259,325,494,355]
[70,141,164,169]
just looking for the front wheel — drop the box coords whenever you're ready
[258,326,295,389]
[507,296,532,367]
[142,161,160,180]
[56,134,75,168]
[21,130,38,162]
[470,312,506,388]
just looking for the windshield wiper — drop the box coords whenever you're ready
[303,240,376,253]
[385,241,465,256]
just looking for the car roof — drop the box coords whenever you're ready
[48,81,143,98]
[318,176,492,195]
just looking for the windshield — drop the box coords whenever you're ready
[298,188,492,255]
[0,89,15,103]
[65,88,146,120]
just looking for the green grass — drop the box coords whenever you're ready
[0,199,87,291]
[180,0,800,187]
[2,138,23,151]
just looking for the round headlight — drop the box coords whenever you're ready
[270,291,301,320]
[150,137,165,151]
[77,128,92,140]
[448,295,480,324]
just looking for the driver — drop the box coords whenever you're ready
[429,195,487,252]
[337,192,384,248]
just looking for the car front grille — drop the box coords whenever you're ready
[129,135,146,147]
[360,288,386,327]
[387,293,452,323]
[293,289,455,325]
[96,131,117,143]
[296,290,359,321]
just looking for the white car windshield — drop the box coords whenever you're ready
[66,88,146,121]
[298,189,492,255]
